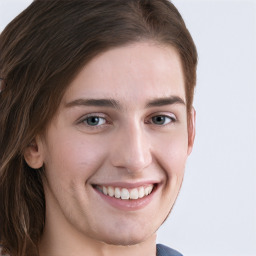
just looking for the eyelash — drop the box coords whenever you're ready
[78,113,177,129]
[78,114,109,128]
[148,114,177,126]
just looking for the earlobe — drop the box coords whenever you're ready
[187,107,196,155]
[24,137,44,169]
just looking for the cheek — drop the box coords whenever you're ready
[153,131,188,217]
[154,130,188,177]
[43,133,109,182]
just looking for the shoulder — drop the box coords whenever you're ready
[156,244,183,256]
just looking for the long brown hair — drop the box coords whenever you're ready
[0,0,197,255]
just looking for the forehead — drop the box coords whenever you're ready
[62,42,185,107]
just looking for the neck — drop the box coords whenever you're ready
[39,227,157,256]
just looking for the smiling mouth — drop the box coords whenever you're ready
[93,184,155,200]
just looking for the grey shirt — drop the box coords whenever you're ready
[157,244,183,256]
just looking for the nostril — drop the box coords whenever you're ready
[110,127,152,171]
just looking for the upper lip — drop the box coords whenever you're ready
[91,180,161,189]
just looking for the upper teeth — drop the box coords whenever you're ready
[99,185,154,200]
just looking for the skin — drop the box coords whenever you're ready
[25,41,195,256]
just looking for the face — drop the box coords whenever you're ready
[28,42,195,246]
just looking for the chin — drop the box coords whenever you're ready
[99,234,148,246]
[88,226,153,246]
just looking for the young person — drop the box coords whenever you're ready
[0,0,197,255]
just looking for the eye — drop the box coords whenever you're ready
[83,116,107,126]
[151,115,175,125]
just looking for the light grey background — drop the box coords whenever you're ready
[1,1,255,256]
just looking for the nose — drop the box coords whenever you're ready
[110,123,152,173]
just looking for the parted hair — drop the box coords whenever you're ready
[0,0,197,255]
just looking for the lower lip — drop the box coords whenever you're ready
[93,186,157,211]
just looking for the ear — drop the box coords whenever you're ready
[187,107,196,155]
[24,136,44,169]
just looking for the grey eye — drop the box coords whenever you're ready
[151,116,172,125]
[85,116,106,126]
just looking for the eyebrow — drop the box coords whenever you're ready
[145,96,186,108]
[65,96,185,109]
[65,98,120,109]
